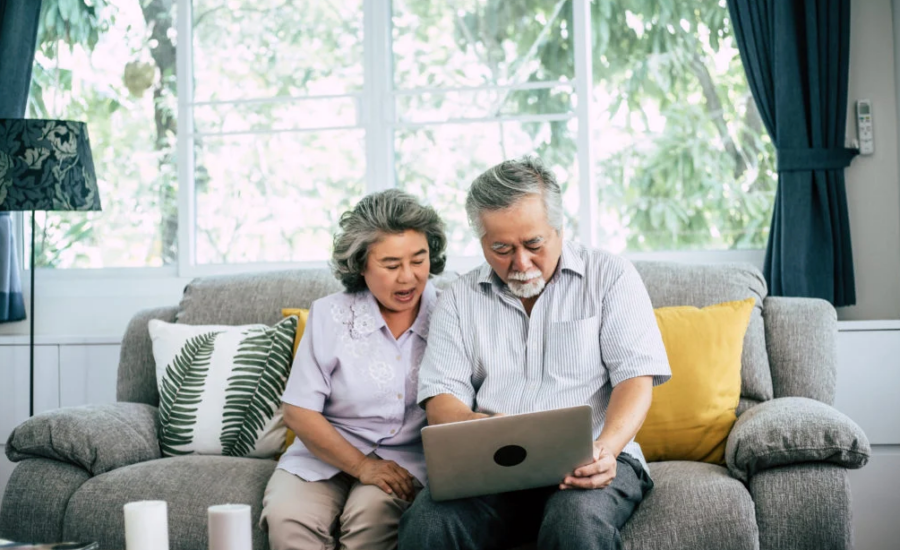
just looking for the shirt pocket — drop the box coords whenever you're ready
[545,315,603,384]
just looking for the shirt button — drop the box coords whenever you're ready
[390,429,396,434]
[397,393,403,400]
[396,355,402,360]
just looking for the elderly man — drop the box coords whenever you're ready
[398,156,671,550]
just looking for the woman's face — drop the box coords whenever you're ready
[363,230,431,315]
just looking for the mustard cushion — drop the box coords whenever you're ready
[281,308,310,453]
[635,298,754,465]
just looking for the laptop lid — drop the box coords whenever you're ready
[422,405,594,501]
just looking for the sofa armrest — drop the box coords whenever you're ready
[763,297,837,403]
[5,402,160,475]
[725,397,869,483]
[749,463,852,550]
[0,458,91,542]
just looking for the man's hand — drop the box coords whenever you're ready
[560,441,617,490]
[353,456,417,501]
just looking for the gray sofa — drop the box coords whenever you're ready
[1,262,871,550]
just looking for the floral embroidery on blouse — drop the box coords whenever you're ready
[331,291,404,404]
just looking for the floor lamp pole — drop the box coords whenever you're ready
[29,210,35,417]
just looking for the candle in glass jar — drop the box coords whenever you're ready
[124,500,169,550]
[208,504,252,550]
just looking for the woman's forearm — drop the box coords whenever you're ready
[284,404,369,477]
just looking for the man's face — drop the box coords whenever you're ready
[478,195,563,299]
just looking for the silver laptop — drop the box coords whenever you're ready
[421,405,594,501]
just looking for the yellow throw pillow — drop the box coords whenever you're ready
[635,298,755,465]
[280,308,310,453]
[282,308,310,356]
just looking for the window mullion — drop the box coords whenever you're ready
[364,0,395,193]
[573,0,596,248]
[176,0,195,277]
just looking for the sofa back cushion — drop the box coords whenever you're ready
[120,263,772,411]
[176,269,344,327]
[632,261,772,412]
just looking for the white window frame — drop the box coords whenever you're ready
[19,0,766,294]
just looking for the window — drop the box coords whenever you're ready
[191,0,366,264]
[29,0,774,270]
[393,0,581,256]
[589,2,775,252]
[28,0,177,268]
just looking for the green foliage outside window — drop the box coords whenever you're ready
[29,0,774,268]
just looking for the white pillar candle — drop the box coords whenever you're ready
[124,500,169,550]
[208,504,252,550]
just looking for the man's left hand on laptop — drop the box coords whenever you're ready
[560,441,617,490]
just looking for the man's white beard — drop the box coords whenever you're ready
[507,270,546,298]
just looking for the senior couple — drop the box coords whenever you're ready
[261,157,672,550]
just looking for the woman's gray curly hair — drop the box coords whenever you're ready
[331,189,447,293]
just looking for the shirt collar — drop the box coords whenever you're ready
[409,281,437,340]
[349,291,386,338]
[558,240,585,278]
[352,281,437,339]
[477,262,495,287]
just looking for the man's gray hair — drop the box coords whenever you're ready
[465,156,564,237]
[331,189,447,293]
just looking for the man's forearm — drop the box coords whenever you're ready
[424,394,488,425]
[596,376,653,456]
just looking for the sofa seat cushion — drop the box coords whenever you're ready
[622,461,758,550]
[62,456,276,550]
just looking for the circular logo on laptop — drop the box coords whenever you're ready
[493,445,527,467]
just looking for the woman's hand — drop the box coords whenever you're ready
[353,456,417,501]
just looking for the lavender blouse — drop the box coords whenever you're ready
[277,281,437,484]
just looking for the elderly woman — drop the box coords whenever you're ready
[261,189,447,550]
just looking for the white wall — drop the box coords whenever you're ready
[839,0,900,321]
[0,275,188,337]
[834,322,900,550]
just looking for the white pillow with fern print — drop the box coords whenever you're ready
[148,316,298,459]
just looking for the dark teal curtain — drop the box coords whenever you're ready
[727,0,857,306]
[0,0,41,322]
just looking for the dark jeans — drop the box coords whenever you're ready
[398,453,653,550]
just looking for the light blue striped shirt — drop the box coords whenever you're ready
[417,240,671,471]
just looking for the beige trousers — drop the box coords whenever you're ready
[261,467,419,550]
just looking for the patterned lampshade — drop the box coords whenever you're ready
[0,119,100,212]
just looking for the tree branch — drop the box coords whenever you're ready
[689,53,747,179]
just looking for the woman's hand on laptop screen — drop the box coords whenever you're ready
[559,442,617,490]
